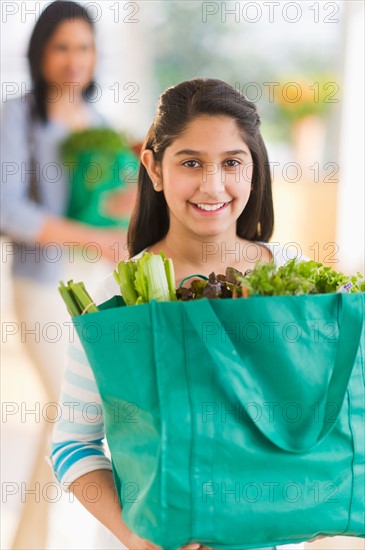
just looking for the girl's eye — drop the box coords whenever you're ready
[182,160,201,168]
[223,159,240,168]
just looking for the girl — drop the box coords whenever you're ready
[1,2,134,548]
[51,78,317,549]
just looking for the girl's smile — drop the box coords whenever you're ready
[189,200,232,214]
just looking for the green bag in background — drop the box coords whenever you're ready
[61,128,138,228]
[73,292,365,550]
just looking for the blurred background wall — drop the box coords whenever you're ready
[1,1,364,549]
[3,0,363,272]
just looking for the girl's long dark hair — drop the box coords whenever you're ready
[27,0,96,122]
[128,78,274,257]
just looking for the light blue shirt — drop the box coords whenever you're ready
[0,94,106,284]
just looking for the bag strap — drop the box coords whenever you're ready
[184,292,364,454]
[179,274,209,287]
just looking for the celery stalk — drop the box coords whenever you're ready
[142,253,171,302]
[114,251,177,305]
[134,259,148,303]
[164,257,177,301]
[113,261,138,305]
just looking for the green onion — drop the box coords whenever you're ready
[58,280,99,316]
[58,281,80,317]
[113,261,138,306]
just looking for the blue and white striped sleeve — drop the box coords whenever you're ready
[50,333,112,490]
[50,276,117,490]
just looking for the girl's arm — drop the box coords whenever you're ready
[69,469,127,541]
[50,330,160,549]
[50,326,113,487]
[70,470,209,550]
[69,469,164,549]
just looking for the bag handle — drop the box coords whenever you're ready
[179,274,209,287]
[184,293,364,454]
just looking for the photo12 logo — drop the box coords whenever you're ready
[1,2,140,24]
[2,81,140,105]
[201,480,339,504]
[1,479,139,504]
[201,2,341,24]
[1,318,140,344]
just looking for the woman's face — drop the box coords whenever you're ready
[144,115,253,240]
[41,18,96,95]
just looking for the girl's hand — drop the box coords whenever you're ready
[122,532,215,550]
[122,529,162,550]
[307,536,327,543]
[180,544,215,550]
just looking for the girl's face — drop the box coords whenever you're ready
[41,19,96,94]
[143,115,253,240]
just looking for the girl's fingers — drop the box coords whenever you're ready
[144,540,163,550]
[124,533,162,550]
[129,543,161,550]
[180,544,215,550]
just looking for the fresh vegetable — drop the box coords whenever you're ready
[59,254,365,317]
[61,128,131,159]
[113,252,177,305]
[58,280,99,316]
[239,259,365,296]
[113,260,138,306]
[177,258,365,300]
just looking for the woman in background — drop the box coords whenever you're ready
[1,2,135,548]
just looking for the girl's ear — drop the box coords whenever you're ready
[141,149,163,192]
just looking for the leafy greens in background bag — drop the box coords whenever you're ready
[58,254,365,550]
[61,128,138,228]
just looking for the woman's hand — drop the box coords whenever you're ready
[92,227,129,264]
[36,215,128,264]
[103,186,137,218]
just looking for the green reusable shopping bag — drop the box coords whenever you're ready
[73,292,365,550]
[65,148,138,228]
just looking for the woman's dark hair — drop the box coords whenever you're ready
[128,78,274,256]
[27,0,96,122]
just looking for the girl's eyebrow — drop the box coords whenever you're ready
[174,149,249,157]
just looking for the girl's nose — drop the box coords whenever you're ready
[199,163,225,197]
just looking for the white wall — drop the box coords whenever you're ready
[336,0,365,273]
